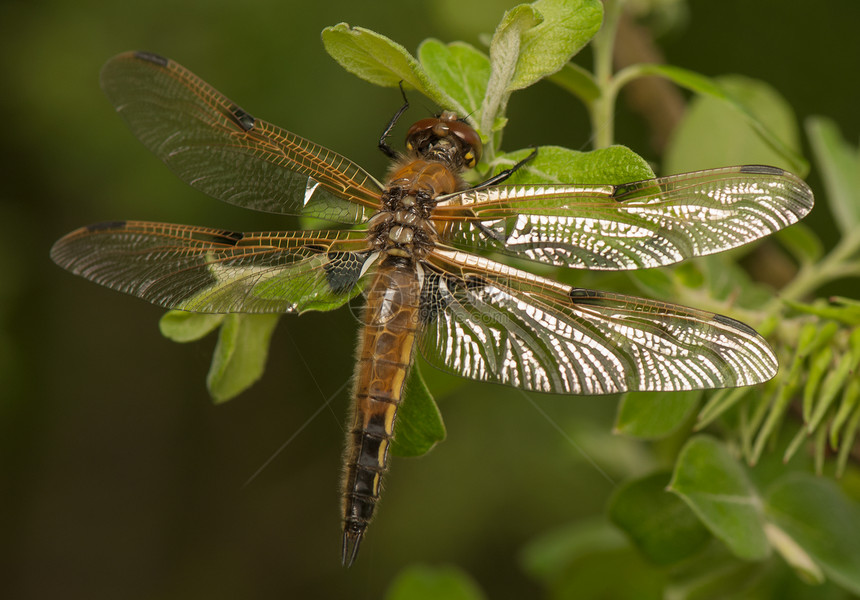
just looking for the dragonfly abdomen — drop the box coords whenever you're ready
[341,257,421,565]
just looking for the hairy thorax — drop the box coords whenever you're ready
[366,155,464,260]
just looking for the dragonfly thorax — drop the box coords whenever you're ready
[367,189,439,259]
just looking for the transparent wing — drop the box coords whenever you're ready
[418,248,777,395]
[433,165,813,270]
[100,51,384,223]
[51,221,373,313]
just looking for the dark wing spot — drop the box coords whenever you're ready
[229,104,255,131]
[610,184,629,199]
[569,288,603,301]
[197,229,244,245]
[133,51,169,66]
[86,220,126,232]
[463,273,490,292]
[739,165,784,175]
[325,251,371,295]
[712,313,758,336]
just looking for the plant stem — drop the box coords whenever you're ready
[767,231,860,311]
[591,0,624,148]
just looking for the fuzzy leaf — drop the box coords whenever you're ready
[322,24,460,113]
[418,40,490,125]
[506,0,603,92]
[482,4,540,137]
[498,145,655,186]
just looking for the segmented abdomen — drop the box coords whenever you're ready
[342,257,421,555]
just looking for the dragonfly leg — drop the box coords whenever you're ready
[378,82,410,159]
[471,147,538,189]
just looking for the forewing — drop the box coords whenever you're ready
[418,248,777,395]
[100,51,383,223]
[51,221,373,313]
[434,165,813,270]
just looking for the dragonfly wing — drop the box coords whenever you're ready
[418,248,777,395]
[434,165,813,270]
[51,221,374,314]
[101,51,383,223]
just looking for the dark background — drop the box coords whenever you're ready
[2,0,858,598]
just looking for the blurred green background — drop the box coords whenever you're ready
[2,0,859,598]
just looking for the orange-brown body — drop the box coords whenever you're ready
[341,145,466,564]
[387,159,460,201]
[341,260,420,548]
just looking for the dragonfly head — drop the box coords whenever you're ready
[405,111,482,170]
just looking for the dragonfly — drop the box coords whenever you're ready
[51,51,814,566]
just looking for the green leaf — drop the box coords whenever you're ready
[385,564,485,600]
[807,355,855,433]
[520,518,629,581]
[171,252,366,315]
[390,365,446,458]
[521,518,668,598]
[608,471,711,565]
[669,435,770,560]
[614,391,700,439]
[674,261,706,290]
[418,40,490,124]
[321,24,460,114]
[498,145,655,186]
[751,378,800,465]
[696,387,751,430]
[806,116,860,236]
[206,314,279,404]
[765,474,860,593]
[158,310,225,342]
[658,71,807,176]
[506,0,603,92]
[663,553,769,600]
[785,299,860,326]
[803,346,834,422]
[831,377,860,450]
[784,425,811,465]
[548,61,600,105]
[627,268,675,299]
[634,63,727,98]
[836,401,860,478]
[697,254,772,309]
[763,523,825,585]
